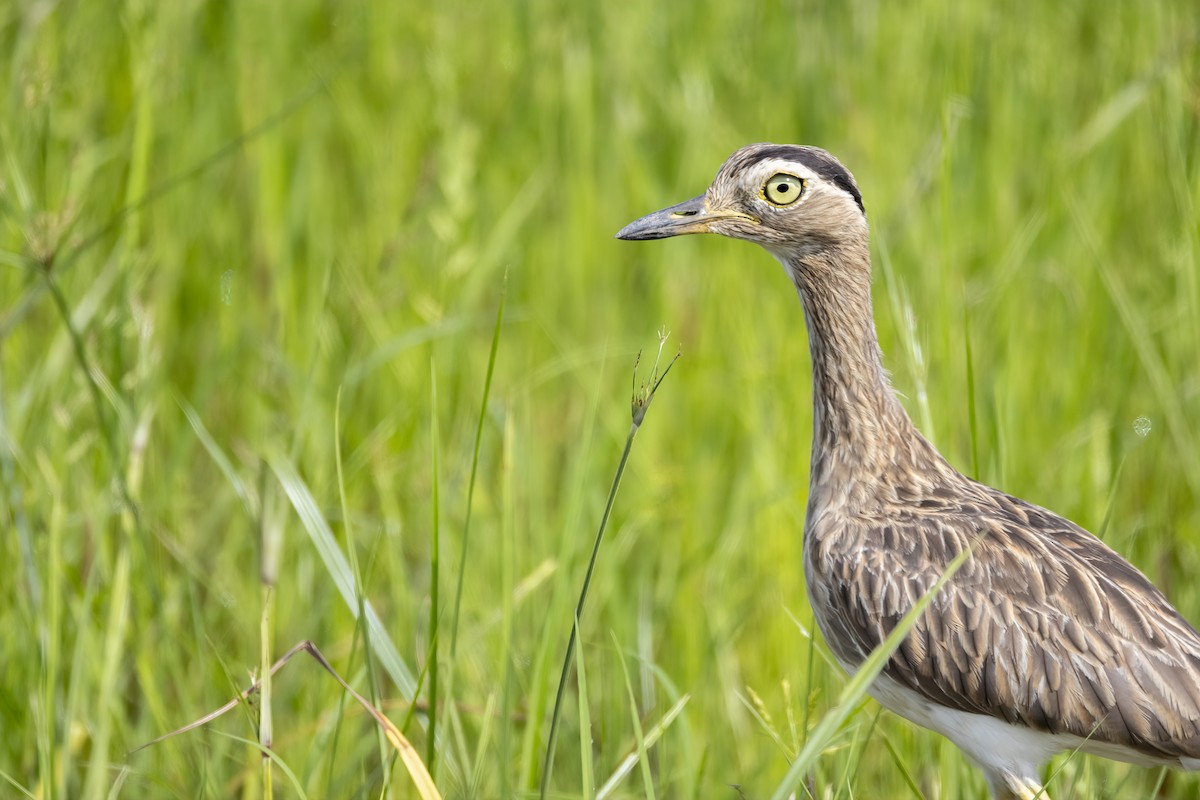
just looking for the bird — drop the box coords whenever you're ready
[616,143,1200,799]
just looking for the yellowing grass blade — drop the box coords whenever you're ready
[132,640,443,800]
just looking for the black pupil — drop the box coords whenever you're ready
[776,183,790,194]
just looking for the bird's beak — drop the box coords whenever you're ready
[615,195,756,240]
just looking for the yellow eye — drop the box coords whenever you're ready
[764,174,804,206]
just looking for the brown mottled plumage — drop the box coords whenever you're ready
[616,143,1200,799]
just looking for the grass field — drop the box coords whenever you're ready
[2,1,1199,797]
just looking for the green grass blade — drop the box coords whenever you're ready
[428,358,441,775]
[0,770,36,800]
[575,615,595,800]
[176,394,256,515]
[612,631,656,800]
[212,731,309,800]
[82,550,130,800]
[963,301,980,479]
[880,732,926,800]
[449,276,506,663]
[332,386,390,787]
[595,689,690,799]
[268,455,419,699]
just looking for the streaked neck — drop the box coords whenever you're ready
[776,242,933,486]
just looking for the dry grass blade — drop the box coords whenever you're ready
[132,640,443,800]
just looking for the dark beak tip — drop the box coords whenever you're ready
[614,224,650,241]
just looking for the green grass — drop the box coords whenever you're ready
[2,1,1199,797]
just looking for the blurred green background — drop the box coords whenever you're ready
[2,0,1198,797]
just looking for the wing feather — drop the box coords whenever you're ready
[807,483,1200,761]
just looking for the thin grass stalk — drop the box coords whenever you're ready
[879,732,924,800]
[963,302,980,479]
[38,505,62,799]
[260,584,275,800]
[260,456,280,798]
[333,387,390,791]
[519,369,606,791]
[328,390,355,792]
[594,693,689,800]
[448,276,506,662]
[444,277,506,785]
[612,631,655,800]
[427,359,441,775]
[0,770,36,799]
[0,355,40,610]
[82,550,130,800]
[539,339,678,800]
[40,269,140,534]
[575,614,595,800]
[538,426,634,799]
[500,409,517,799]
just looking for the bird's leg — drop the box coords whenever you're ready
[987,770,1048,800]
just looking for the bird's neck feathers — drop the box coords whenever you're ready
[776,240,943,487]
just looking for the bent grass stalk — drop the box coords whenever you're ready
[132,640,442,800]
[539,334,679,800]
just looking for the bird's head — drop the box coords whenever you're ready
[616,143,866,261]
